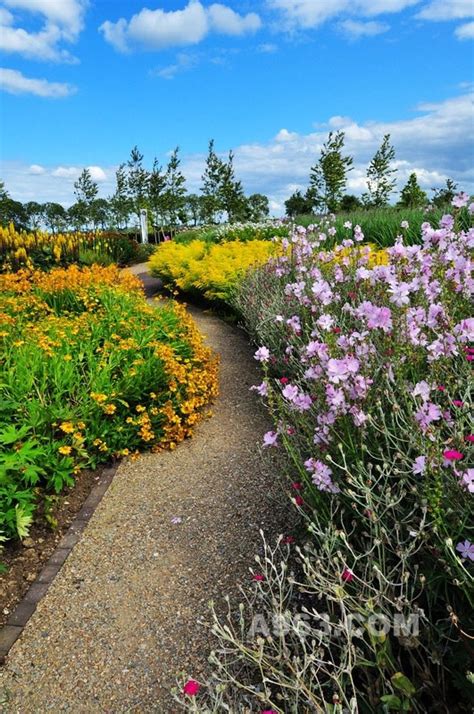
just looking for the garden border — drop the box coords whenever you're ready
[0,465,118,664]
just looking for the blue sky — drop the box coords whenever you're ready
[0,0,473,213]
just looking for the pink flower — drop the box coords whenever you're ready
[279,377,289,384]
[460,469,474,493]
[452,192,469,208]
[452,400,464,407]
[254,346,270,362]
[291,482,302,490]
[261,710,279,714]
[183,679,201,696]
[456,539,474,560]
[294,495,304,506]
[465,435,474,443]
[443,450,464,461]
[263,431,278,448]
[282,535,295,544]
[253,573,265,581]
[412,456,426,476]
[341,567,354,582]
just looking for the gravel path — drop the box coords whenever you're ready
[0,282,288,712]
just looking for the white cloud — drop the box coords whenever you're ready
[2,92,473,214]
[0,68,76,97]
[416,0,473,21]
[52,166,81,178]
[208,3,261,34]
[456,21,474,38]
[100,1,261,52]
[88,166,107,182]
[152,52,199,79]
[0,0,86,62]
[50,165,107,181]
[3,0,86,36]
[28,164,45,175]
[267,0,420,28]
[339,19,390,37]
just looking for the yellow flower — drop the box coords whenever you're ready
[103,403,117,414]
[59,422,75,434]
[58,445,72,455]
[63,354,72,361]
[91,392,107,403]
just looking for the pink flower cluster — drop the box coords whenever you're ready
[252,213,473,527]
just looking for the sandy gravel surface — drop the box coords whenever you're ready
[0,299,288,713]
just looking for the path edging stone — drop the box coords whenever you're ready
[0,465,118,664]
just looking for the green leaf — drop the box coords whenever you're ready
[391,672,416,697]
[380,694,403,710]
[15,505,32,539]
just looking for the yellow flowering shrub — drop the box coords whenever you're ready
[149,239,282,301]
[0,264,219,540]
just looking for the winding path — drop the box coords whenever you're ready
[0,266,287,712]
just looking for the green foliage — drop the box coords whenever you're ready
[398,172,428,208]
[363,133,397,207]
[285,189,314,217]
[308,130,354,212]
[432,178,458,208]
[0,266,217,540]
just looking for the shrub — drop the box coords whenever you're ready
[149,239,282,302]
[180,210,474,711]
[173,222,289,245]
[0,265,218,540]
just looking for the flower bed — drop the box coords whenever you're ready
[148,238,281,302]
[0,225,153,272]
[180,212,473,711]
[0,265,218,541]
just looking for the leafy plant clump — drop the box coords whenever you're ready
[0,264,218,541]
[178,204,473,712]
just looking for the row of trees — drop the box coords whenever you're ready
[0,142,270,234]
[285,132,460,216]
[1,135,465,232]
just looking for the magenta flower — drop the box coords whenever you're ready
[291,482,302,490]
[443,450,464,461]
[183,679,201,696]
[294,495,304,506]
[456,540,474,560]
[452,400,464,408]
[253,573,265,582]
[341,567,354,582]
[465,435,474,443]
